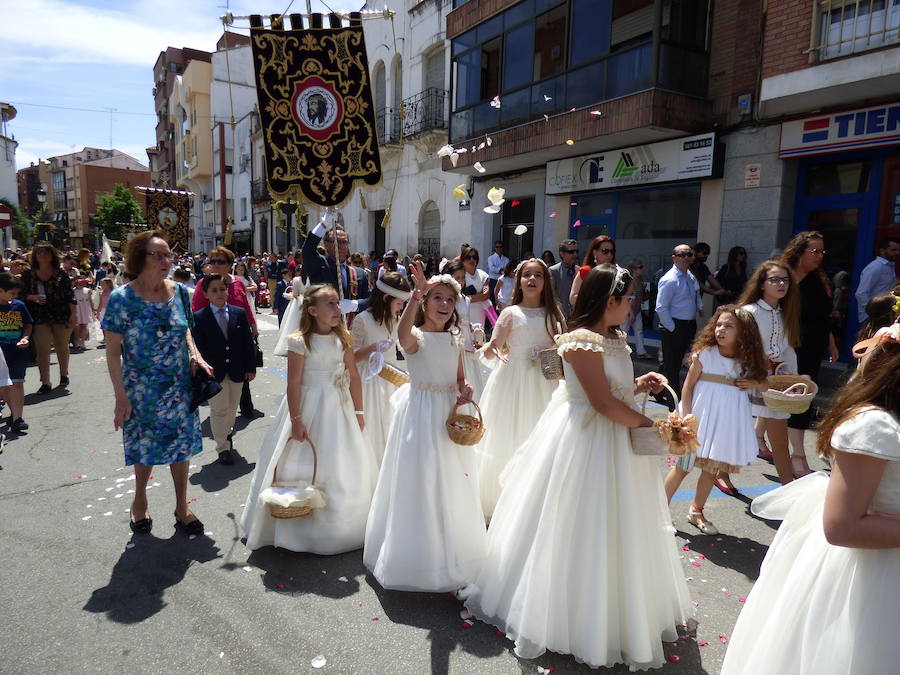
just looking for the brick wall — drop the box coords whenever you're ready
[446,0,521,38]
[707,0,764,123]
[761,0,812,79]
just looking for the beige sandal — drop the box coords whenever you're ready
[687,506,719,535]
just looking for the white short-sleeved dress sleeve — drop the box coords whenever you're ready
[286,333,308,356]
[831,408,900,461]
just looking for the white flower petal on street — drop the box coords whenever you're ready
[242,565,253,572]
[311,655,327,669]
[473,162,486,173]
[338,576,348,582]
[514,225,528,235]
[82,516,91,520]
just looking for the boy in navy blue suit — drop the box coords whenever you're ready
[191,274,256,465]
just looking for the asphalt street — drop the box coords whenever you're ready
[0,312,827,674]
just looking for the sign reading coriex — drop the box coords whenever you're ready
[545,132,717,195]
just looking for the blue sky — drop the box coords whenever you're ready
[0,0,334,169]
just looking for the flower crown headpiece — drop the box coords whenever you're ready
[424,274,462,295]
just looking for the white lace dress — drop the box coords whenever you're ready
[464,328,693,670]
[721,408,900,674]
[350,311,405,465]
[240,333,378,554]
[364,328,487,592]
[475,305,558,518]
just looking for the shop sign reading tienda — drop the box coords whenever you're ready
[545,132,718,195]
[780,102,900,158]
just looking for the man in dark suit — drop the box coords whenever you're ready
[191,274,257,465]
[302,220,370,312]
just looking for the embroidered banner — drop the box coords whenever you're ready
[145,189,190,252]
[249,12,382,207]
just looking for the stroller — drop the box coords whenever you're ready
[257,276,271,308]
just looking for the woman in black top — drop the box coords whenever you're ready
[21,243,76,394]
[714,246,748,307]
[780,231,839,477]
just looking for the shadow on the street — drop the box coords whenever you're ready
[366,574,506,674]
[244,546,364,600]
[83,532,220,624]
[189,454,255,492]
[678,532,769,582]
[24,387,72,406]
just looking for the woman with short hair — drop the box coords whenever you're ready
[102,230,213,535]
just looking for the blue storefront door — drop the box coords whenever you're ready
[794,151,884,358]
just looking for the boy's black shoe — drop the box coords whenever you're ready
[11,418,29,433]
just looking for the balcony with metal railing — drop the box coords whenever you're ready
[402,88,449,138]
[375,108,402,145]
[251,178,270,203]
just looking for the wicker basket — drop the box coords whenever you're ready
[762,376,817,414]
[446,400,485,445]
[267,438,319,519]
[379,363,410,387]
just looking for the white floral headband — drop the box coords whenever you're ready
[612,264,628,295]
[376,278,411,301]
[425,274,461,295]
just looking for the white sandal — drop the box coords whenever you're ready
[687,506,719,535]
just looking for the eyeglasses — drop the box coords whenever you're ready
[807,248,826,255]
[209,258,231,265]
[147,251,176,261]
[765,277,790,286]
[561,249,579,255]
[674,252,695,258]
[595,248,615,255]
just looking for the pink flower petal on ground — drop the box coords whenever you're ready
[698,641,710,647]
[187,498,197,504]
[738,597,747,603]
[719,635,728,643]
[682,545,690,551]
[371,617,380,621]
[76,475,87,479]
[668,655,681,663]
[724,592,733,597]
[698,553,706,559]
[691,561,702,567]
[276,583,285,589]
[692,601,700,607]
[461,621,472,629]
[549,212,557,218]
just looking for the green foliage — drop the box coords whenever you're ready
[0,197,31,245]
[94,184,144,241]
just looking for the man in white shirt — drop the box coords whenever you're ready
[486,240,509,305]
[854,237,899,322]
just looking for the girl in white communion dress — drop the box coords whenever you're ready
[721,328,900,674]
[465,265,693,670]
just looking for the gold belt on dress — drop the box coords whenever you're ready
[698,373,736,386]
[411,383,457,393]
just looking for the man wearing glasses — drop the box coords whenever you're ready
[191,246,262,419]
[548,239,579,318]
[486,240,509,305]
[655,244,702,390]
[302,218,370,312]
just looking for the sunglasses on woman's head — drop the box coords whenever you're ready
[464,255,477,261]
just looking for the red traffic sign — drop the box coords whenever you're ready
[0,203,13,229]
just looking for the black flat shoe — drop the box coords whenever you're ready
[129,517,153,534]
[35,384,52,395]
[174,512,204,536]
[58,376,70,388]
[218,449,235,465]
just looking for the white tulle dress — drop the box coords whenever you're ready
[721,407,900,674]
[475,305,558,518]
[350,311,405,465]
[273,276,309,357]
[364,328,487,592]
[465,328,693,670]
[680,347,757,474]
[457,296,489,402]
[241,333,378,554]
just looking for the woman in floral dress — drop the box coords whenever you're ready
[102,230,214,536]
